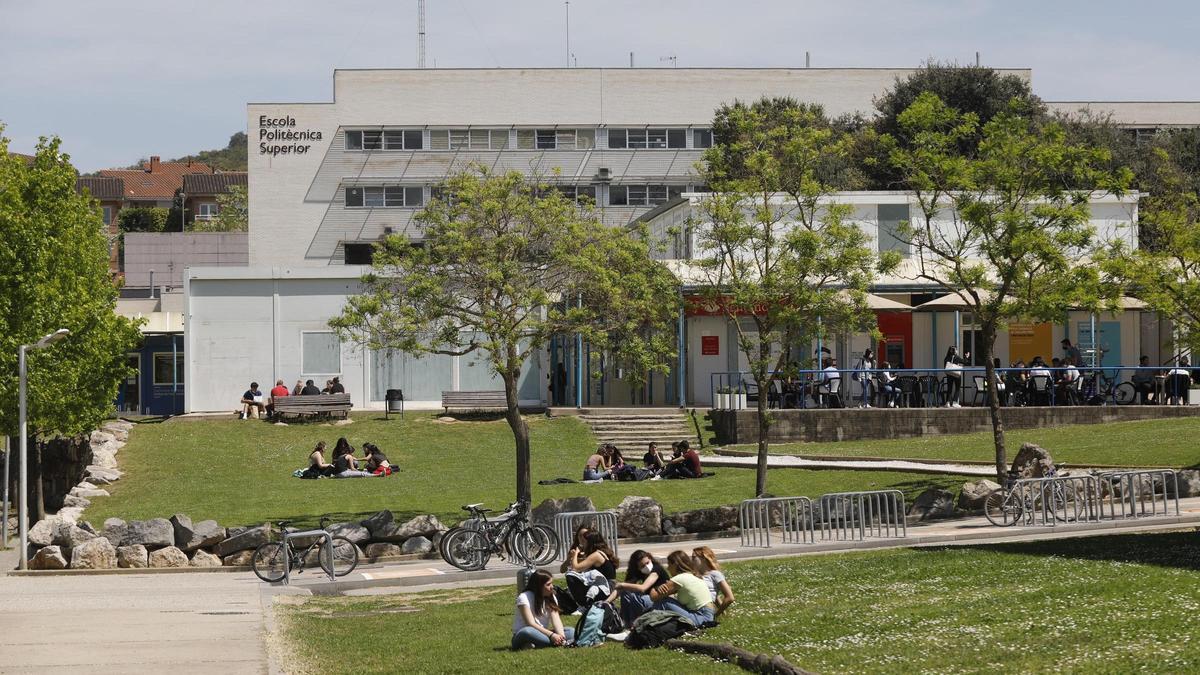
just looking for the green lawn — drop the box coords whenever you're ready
[277,531,1200,674]
[730,417,1200,467]
[88,413,963,529]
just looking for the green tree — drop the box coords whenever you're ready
[117,206,170,233]
[331,167,678,504]
[888,93,1131,478]
[0,128,143,519]
[193,185,248,232]
[698,98,897,496]
[170,132,248,171]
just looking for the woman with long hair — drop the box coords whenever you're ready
[614,549,669,625]
[566,531,618,604]
[511,569,573,649]
[332,437,375,478]
[943,346,967,408]
[648,550,716,626]
[692,546,735,617]
[301,441,337,478]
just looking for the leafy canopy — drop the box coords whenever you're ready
[193,184,248,232]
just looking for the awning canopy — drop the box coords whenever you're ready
[914,291,1147,312]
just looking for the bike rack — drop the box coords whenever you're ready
[553,511,619,561]
[279,527,335,584]
[1008,475,1105,527]
[738,496,816,547]
[815,490,907,541]
[1094,470,1180,520]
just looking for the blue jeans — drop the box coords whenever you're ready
[511,626,574,649]
[619,590,653,625]
[652,596,714,627]
[583,468,607,481]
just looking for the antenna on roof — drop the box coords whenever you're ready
[565,1,570,67]
[659,55,677,68]
[806,51,811,68]
[975,51,980,67]
[417,0,427,68]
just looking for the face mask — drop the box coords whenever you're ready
[641,563,653,575]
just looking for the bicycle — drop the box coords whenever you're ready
[1081,371,1136,405]
[983,467,1085,526]
[440,501,559,571]
[251,517,359,583]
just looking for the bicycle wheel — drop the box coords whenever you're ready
[438,526,463,564]
[508,524,559,566]
[442,528,490,571]
[251,542,288,582]
[1114,382,1136,405]
[318,536,359,577]
[528,525,560,565]
[983,489,1021,527]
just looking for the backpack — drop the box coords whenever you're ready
[625,610,696,649]
[616,465,651,482]
[573,601,621,646]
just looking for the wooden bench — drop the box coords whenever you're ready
[441,390,508,413]
[272,393,353,419]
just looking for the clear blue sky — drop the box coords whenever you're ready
[3,0,1198,172]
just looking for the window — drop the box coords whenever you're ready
[693,129,713,148]
[514,129,592,150]
[152,352,184,385]
[551,185,597,204]
[347,129,417,151]
[608,184,686,206]
[302,332,342,375]
[102,206,113,225]
[877,204,911,257]
[430,129,509,150]
[536,130,557,149]
[196,202,218,220]
[607,128,687,149]
[344,242,374,265]
[345,186,425,208]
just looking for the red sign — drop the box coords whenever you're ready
[701,335,720,356]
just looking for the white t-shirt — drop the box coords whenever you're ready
[702,570,727,602]
[1062,366,1079,383]
[1168,367,1191,377]
[512,591,552,633]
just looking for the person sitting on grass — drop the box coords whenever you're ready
[660,440,701,479]
[606,444,626,471]
[301,440,338,478]
[565,531,619,606]
[615,549,670,626]
[240,382,266,419]
[360,442,393,476]
[332,437,377,478]
[512,569,573,650]
[648,550,716,627]
[692,546,735,618]
[583,445,612,481]
[644,442,667,474]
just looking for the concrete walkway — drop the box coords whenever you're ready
[704,453,997,476]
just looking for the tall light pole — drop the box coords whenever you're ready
[18,329,70,570]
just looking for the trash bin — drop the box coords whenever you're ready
[385,389,404,418]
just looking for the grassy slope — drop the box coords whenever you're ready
[279,531,1200,674]
[733,417,1200,467]
[87,413,963,529]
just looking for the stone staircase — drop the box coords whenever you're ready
[574,408,695,451]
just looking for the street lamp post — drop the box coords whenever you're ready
[17,329,70,570]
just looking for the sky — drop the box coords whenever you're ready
[3,0,1199,172]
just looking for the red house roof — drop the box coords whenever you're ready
[99,156,213,201]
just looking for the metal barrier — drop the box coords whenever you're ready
[281,528,335,584]
[1008,474,1105,527]
[816,490,907,541]
[1094,470,1180,520]
[738,496,816,547]
[553,511,619,561]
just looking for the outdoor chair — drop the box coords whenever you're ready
[1167,373,1192,405]
[815,378,843,408]
[1028,375,1052,406]
[896,376,919,408]
[971,375,988,406]
[919,374,941,407]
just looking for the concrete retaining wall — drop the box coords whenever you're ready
[709,405,1200,445]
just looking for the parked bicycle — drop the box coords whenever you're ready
[440,501,559,571]
[251,517,359,582]
[983,467,1086,526]
[1081,371,1136,405]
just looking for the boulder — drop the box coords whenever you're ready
[189,550,223,568]
[70,538,117,569]
[531,497,597,526]
[909,488,959,521]
[57,507,85,523]
[28,517,61,548]
[90,430,117,446]
[368,514,448,543]
[62,494,91,509]
[71,487,111,499]
[85,466,123,484]
[661,519,687,536]
[615,496,663,538]
[30,545,68,570]
[122,518,175,548]
[665,506,738,533]
[957,479,1001,511]
[149,546,189,568]
[222,549,256,567]
[117,545,149,568]
[91,446,120,470]
[325,521,371,545]
[1011,443,1056,479]
[78,521,98,535]
[401,536,433,555]
[1170,470,1200,498]
[363,543,403,561]
[171,514,227,552]
[214,524,270,557]
[52,522,98,554]
[361,510,395,537]
[102,518,128,547]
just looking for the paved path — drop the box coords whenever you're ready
[704,454,997,476]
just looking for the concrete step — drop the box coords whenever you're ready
[588,428,692,437]
[580,416,688,423]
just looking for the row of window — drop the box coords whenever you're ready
[344,128,713,152]
[344,184,702,209]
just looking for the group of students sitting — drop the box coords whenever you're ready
[297,437,393,479]
[512,525,733,649]
[582,440,703,482]
[239,377,346,420]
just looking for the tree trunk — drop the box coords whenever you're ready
[755,376,770,497]
[33,436,45,522]
[982,326,1007,480]
[502,351,532,507]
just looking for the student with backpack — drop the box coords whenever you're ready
[566,532,619,604]
[511,569,573,649]
[648,550,716,627]
[692,546,735,617]
[615,550,670,626]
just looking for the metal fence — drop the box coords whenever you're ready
[1006,474,1106,527]
[738,496,816,548]
[552,510,619,561]
[816,490,907,541]
[1095,470,1180,520]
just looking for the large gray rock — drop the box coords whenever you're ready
[615,496,663,538]
[57,507,85,523]
[85,465,123,484]
[665,506,738,533]
[62,494,91,509]
[30,545,68,570]
[53,522,98,554]
[28,517,61,548]
[363,543,403,561]
[214,524,270,557]
[1170,470,1200,498]
[122,518,175,548]
[70,538,117,569]
[222,549,256,567]
[909,488,959,521]
[325,521,371,545]
[171,514,227,552]
[401,536,433,555]
[149,546,189,568]
[70,486,111,499]
[117,544,149,568]
[189,550,223,568]
[361,510,395,537]
[368,515,448,543]
[531,497,597,526]
[102,518,128,547]
[1011,443,1056,479]
[957,479,1001,511]
[661,519,687,536]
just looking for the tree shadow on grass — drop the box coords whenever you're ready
[915,529,1200,572]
